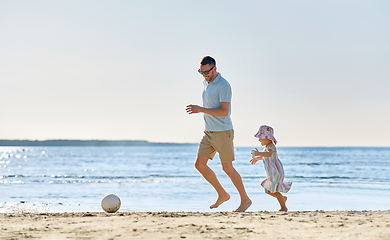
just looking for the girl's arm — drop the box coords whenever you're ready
[252,148,273,158]
[250,156,262,165]
[250,148,273,165]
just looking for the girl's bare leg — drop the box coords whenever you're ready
[267,192,288,212]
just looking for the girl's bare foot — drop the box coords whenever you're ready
[279,207,288,212]
[210,193,230,209]
[280,196,288,211]
[233,198,252,212]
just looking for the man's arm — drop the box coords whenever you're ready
[186,102,230,117]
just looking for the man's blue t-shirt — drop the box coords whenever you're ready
[202,73,233,131]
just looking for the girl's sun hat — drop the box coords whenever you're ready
[254,125,277,143]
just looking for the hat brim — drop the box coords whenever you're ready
[254,133,277,142]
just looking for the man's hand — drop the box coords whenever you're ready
[186,104,202,114]
[186,102,229,116]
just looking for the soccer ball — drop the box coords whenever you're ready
[101,194,121,213]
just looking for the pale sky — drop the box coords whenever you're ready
[1,0,389,147]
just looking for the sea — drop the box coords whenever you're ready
[1,146,389,213]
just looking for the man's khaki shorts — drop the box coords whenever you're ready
[197,129,235,163]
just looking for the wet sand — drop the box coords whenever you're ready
[1,211,390,239]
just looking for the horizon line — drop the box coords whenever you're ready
[0,139,388,148]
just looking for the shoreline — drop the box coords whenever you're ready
[1,210,390,239]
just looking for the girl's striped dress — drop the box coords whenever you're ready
[261,143,292,193]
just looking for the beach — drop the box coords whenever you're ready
[1,210,390,239]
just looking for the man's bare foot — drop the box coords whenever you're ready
[233,198,252,212]
[210,193,230,209]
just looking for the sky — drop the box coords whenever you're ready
[1,0,389,147]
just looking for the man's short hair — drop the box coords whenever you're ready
[200,56,216,67]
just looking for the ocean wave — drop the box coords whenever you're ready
[0,174,202,184]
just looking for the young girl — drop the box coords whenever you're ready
[250,125,292,211]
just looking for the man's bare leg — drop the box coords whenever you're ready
[195,156,230,209]
[222,162,252,212]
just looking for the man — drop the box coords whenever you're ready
[186,56,252,212]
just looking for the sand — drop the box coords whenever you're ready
[1,211,390,240]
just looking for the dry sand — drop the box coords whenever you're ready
[1,210,390,240]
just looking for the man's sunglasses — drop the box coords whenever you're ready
[198,66,215,75]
